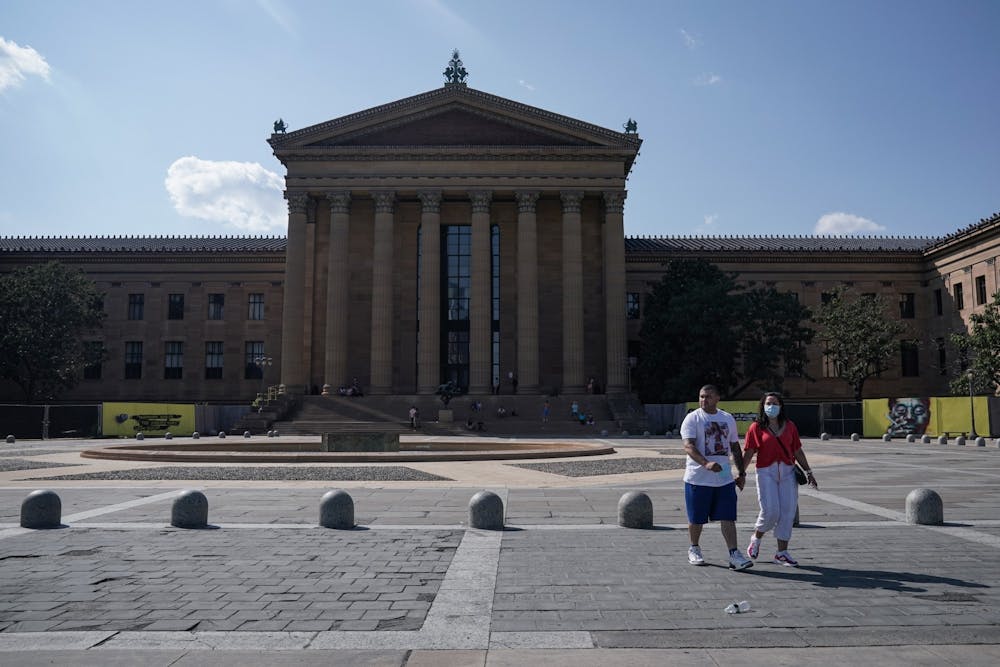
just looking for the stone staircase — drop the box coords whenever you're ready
[270,394,631,437]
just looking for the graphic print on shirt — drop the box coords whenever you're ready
[704,420,730,456]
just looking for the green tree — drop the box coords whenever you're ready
[949,290,1000,396]
[0,262,105,402]
[636,259,740,403]
[635,259,814,402]
[813,286,907,401]
[731,287,814,397]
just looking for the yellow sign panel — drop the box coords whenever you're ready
[102,402,195,436]
[685,401,759,435]
[863,397,989,437]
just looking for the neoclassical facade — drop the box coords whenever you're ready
[0,73,997,406]
[268,81,641,396]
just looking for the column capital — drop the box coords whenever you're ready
[418,190,443,213]
[372,191,396,214]
[326,191,351,214]
[515,190,540,213]
[285,191,310,215]
[469,190,493,213]
[560,190,584,213]
[603,190,627,214]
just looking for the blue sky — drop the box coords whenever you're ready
[1,0,997,239]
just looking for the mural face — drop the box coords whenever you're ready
[887,397,930,436]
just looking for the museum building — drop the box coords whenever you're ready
[1,68,998,405]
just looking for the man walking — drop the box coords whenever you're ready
[680,384,753,570]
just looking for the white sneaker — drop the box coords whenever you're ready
[688,545,705,566]
[728,550,753,570]
[773,550,799,567]
[747,536,761,560]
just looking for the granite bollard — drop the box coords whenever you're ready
[164,432,172,440]
[192,431,200,439]
[244,431,252,439]
[882,434,892,442]
[921,435,931,444]
[319,490,355,529]
[956,435,966,446]
[975,437,987,447]
[906,488,943,525]
[218,431,226,439]
[468,490,504,530]
[171,490,209,528]
[938,435,948,445]
[5,434,14,444]
[851,433,860,441]
[618,491,653,529]
[906,434,916,443]
[20,489,61,529]
[136,432,144,440]
[820,432,830,441]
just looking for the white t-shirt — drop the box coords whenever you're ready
[680,407,739,487]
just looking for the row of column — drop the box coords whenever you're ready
[279,189,629,395]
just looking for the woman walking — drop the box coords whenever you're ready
[742,392,818,566]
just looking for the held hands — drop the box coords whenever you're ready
[735,475,746,491]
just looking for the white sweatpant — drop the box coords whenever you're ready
[753,462,799,542]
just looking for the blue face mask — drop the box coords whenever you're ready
[764,404,781,418]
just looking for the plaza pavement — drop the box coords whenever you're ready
[0,434,999,665]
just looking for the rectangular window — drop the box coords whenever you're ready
[975,276,987,305]
[626,292,640,320]
[127,293,144,320]
[900,340,919,377]
[83,341,103,380]
[205,341,224,379]
[208,293,225,320]
[936,337,947,375]
[934,288,943,316]
[124,341,143,379]
[164,341,183,379]
[167,293,184,320]
[822,353,841,378]
[954,283,965,310]
[248,293,264,320]
[245,341,264,379]
[899,293,915,319]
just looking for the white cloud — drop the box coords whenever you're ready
[694,72,722,86]
[518,79,536,91]
[679,28,699,49]
[0,36,51,93]
[165,157,286,233]
[814,212,886,235]
[695,213,719,233]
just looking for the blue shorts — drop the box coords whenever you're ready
[685,482,738,524]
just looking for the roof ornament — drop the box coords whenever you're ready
[623,118,638,134]
[273,118,287,134]
[443,49,468,85]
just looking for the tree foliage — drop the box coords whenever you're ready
[949,290,1000,396]
[635,259,814,403]
[0,262,105,402]
[813,286,907,401]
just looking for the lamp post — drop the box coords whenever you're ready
[254,355,273,405]
[967,369,978,438]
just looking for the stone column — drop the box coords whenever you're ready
[369,191,396,394]
[603,190,628,393]
[515,191,540,393]
[469,190,493,394]
[417,190,442,394]
[279,191,309,393]
[322,191,351,394]
[561,191,585,393]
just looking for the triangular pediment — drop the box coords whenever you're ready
[310,105,598,147]
[270,85,641,152]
